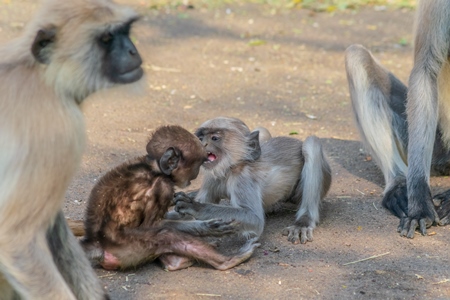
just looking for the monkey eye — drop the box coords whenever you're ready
[100,32,113,45]
[211,135,220,141]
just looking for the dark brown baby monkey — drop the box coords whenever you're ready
[80,125,259,271]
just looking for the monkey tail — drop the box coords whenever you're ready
[296,136,331,227]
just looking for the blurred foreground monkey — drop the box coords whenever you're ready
[174,117,332,244]
[345,1,450,238]
[0,0,143,298]
[80,125,259,271]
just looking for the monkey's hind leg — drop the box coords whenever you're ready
[283,136,331,244]
[47,211,108,300]
[345,44,410,222]
[116,228,260,271]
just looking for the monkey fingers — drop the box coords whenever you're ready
[173,191,195,204]
[399,191,438,238]
[433,190,450,225]
[282,225,313,244]
[175,199,203,217]
[203,219,238,236]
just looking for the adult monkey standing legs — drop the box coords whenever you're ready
[345,0,450,238]
[0,0,143,298]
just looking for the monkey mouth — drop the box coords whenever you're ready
[203,152,218,168]
[207,152,217,162]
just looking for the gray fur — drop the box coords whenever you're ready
[344,1,450,238]
[175,117,332,244]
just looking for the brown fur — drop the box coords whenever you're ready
[81,125,259,271]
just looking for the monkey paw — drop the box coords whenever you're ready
[204,219,237,236]
[173,191,194,205]
[381,176,408,219]
[398,188,438,238]
[282,225,314,244]
[174,199,202,217]
[433,190,450,225]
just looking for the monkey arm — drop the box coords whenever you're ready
[160,219,237,237]
[401,2,449,238]
[175,175,266,238]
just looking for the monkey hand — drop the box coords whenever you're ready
[174,199,203,217]
[433,190,450,225]
[203,219,238,236]
[398,186,439,238]
[173,191,195,205]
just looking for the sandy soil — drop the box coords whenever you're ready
[1,1,449,299]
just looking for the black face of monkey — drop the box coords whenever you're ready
[98,19,143,84]
[195,128,224,169]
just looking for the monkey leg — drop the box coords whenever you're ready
[0,275,17,300]
[0,231,78,299]
[282,136,331,244]
[175,192,265,239]
[109,228,259,271]
[345,44,411,222]
[47,211,108,300]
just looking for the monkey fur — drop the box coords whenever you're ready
[81,125,260,272]
[174,117,332,245]
[0,0,143,298]
[345,0,450,238]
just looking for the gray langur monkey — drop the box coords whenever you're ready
[81,125,259,272]
[345,0,450,238]
[0,0,143,298]
[174,117,332,245]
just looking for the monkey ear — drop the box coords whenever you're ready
[159,147,181,175]
[248,131,262,161]
[31,27,56,64]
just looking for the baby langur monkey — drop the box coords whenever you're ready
[81,125,259,271]
[174,117,332,245]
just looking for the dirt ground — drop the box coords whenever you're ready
[1,1,450,299]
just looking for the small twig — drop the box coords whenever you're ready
[196,293,222,297]
[356,189,365,195]
[343,252,390,266]
[372,202,378,210]
[98,273,117,278]
[433,279,450,285]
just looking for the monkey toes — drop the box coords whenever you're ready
[204,219,237,236]
[282,225,314,244]
[433,190,450,225]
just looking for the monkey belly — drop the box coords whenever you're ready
[100,251,121,270]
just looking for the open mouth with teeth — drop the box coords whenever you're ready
[204,152,218,168]
[207,152,217,162]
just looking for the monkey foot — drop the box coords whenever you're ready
[100,251,121,270]
[282,225,314,244]
[159,254,194,271]
[218,237,260,271]
[433,190,450,225]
